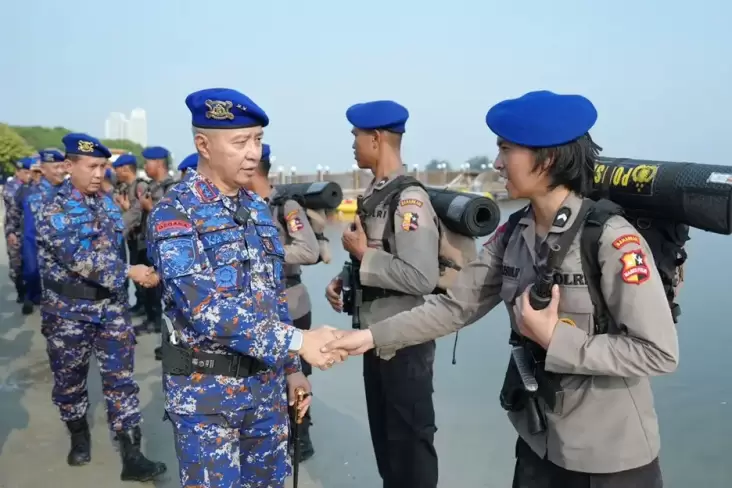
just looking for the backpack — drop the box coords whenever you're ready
[359,175,478,293]
[502,198,689,331]
[270,195,332,264]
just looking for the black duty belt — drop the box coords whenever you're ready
[43,279,111,301]
[286,275,302,288]
[361,285,446,303]
[161,337,268,378]
[361,285,407,303]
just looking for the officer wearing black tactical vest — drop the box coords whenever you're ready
[323,91,679,487]
[137,146,176,335]
[243,143,321,461]
[325,100,441,488]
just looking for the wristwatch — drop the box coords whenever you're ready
[288,329,304,352]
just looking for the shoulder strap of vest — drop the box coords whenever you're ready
[360,175,425,217]
[162,179,176,193]
[580,198,623,334]
[501,205,530,248]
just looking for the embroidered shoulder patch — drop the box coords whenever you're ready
[155,219,193,235]
[285,209,299,221]
[612,234,641,249]
[288,216,304,233]
[619,249,650,285]
[399,198,423,208]
[401,212,419,231]
[158,236,197,278]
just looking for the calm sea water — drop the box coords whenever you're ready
[304,200,732,487]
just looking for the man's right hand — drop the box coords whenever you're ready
[325,277,343,312]
[7,233,18,247]
[128,265,159,287]
[299,326,348,370]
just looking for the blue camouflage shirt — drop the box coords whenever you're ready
[147,169,301,415]
[37,178,129,323]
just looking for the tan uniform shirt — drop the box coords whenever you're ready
[356,169,441,359]
[116,179,148,238]
[269,188,320,320]
[369,192,679,473]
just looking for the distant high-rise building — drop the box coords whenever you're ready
[104,112,128,140]
[127,108,148,147]
[103,108,148,146]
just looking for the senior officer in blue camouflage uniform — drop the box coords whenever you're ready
[148,88,347,488]
[3,157,32,303]
[36,133,166,482]
[21,148,67,313]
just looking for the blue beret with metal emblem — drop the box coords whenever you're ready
[177,153,199,171]
[185,88,269,129]
[38,149,65,163]
[346,100,409,133]
[62,133,112,158]
[142,146,169,160]
[113,153,137,168]
[485,90,598,148]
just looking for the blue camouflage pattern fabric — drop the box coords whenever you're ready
[3,178,23,280]
[147,169,300,487]
[22,177,56,302]
[36,178,141,431]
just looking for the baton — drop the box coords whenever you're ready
[292,387,309,488]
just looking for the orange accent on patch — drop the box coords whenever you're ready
[559,318,576,327]
[612,234,641,249]
[285,209,299,221]
[620,249,650,285]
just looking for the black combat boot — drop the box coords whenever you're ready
[21,299,34,315]
[116,426,167,482]
[66,417,91,466]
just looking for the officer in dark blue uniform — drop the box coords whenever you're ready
[21,148,67,314]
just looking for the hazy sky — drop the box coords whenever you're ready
[1,0,729,172]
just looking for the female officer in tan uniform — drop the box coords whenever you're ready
[323,90,678,488]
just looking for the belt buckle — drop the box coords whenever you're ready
[230,355,242,377]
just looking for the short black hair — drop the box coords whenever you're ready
[531,133,601,196]
[258,158,272,177]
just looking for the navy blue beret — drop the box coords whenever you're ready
[62,133,112,158]
[261,144,271,163]
[346,100,409,133]
[113,153,137,168]
[485,90,597,148]
[39,149,64,163]
[19,157,35,170]
[178,153,199,171]
[142,146,169,160]
[105,168,113,180]
[185,88,269,129]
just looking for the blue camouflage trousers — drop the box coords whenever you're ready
[6,241,20,282]
[41,312,141,431]
[168,403,291,488]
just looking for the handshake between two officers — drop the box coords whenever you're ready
[295,275,375,372]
